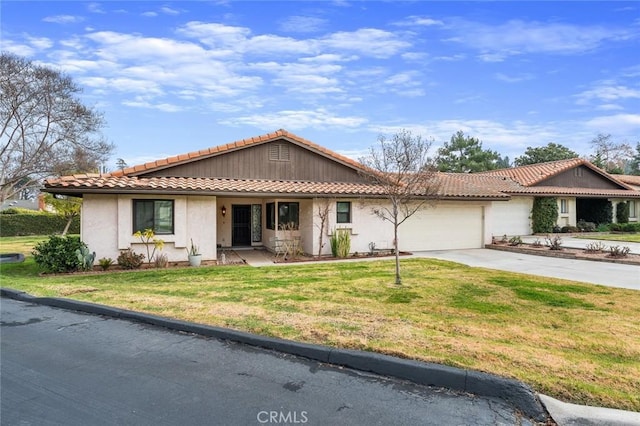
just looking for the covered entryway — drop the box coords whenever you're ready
[232,205,252,246]
[576,198,612,224]
[399,203,484,251]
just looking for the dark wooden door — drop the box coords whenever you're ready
[232,205,252,246]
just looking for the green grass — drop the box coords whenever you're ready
[575,233,640,243]
[1,235,639,411]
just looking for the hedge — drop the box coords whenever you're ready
[0,211,80,236]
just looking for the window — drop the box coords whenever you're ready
[266,202,275,230]
[560,199,568,214]
[630,201,637,218]
[336,201,351,223]
[133,200,174,234]
[278,202,299,229]
[573,168,584,177]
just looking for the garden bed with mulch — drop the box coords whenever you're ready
[487,242,640,265]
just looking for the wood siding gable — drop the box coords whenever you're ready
[140,139,369,183]
[535,166,626,190]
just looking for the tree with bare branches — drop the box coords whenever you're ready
[0,53,113,201]
[359,130,440,285]
[314,198,333,257]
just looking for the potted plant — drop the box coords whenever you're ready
[186,239,202,267]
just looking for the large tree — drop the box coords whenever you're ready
[0,53,113,201]
[589,133,633,174]
[436,131,502,173]
[514,143,579,166]
[359,130,440,285]
[628,143,640,176]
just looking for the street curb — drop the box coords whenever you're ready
[1,288,549,422]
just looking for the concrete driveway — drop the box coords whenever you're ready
[415,249,639,290]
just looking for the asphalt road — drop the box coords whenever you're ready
[0,298,537,426]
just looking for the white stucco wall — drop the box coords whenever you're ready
[490,197,533,237]
[309,199,490,255]
[556,197,576,227]
[81,194,217,263]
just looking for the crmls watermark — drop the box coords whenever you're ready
[256,410,308,424]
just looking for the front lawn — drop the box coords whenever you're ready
[575,233,640,243]
[1,236,639,411]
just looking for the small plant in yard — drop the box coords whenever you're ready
[608,245,631,258]
[186,238,200,256]
[500,234,508,243]
[117,249,145,269]
[98,257,114,271]
[154,253,169,268]
[330,228,351,258]
[545,235,563,251]
[531,238,543,248]
[75,246,96,271]
[584,241,608,253]
[508,236,523,246]
[133,229,164,264]
[368,241,376,255]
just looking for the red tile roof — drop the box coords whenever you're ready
[43,130,639,199]
[617,174,640,186]
[44,173,509,200]
[476,158,634,190]
[108,129,368,178]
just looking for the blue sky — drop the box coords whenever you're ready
[2,1,639,169]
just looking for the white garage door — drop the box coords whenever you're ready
[398,204,484,251]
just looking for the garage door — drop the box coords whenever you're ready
[398,204,484,251]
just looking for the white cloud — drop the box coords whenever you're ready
[279,16,328,33]
[321,28,410,58]
[221,109,368,130]
[42,15,84,24]
[495,73,535,83]
[160,7,181,15]
[447,19,636,61]
[87,3,105,14]
[575,82,640,104]
[394,16,444,27]
[141,11,158,18]
[585,114,640,133]
[122,99,183,112]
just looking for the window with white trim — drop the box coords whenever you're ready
[630,200,637,218]
[560,199,569,214]
[336,201,351,224]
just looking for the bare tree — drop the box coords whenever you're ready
[314,198,333,258]
[0,53,113,201]
[359,130,440,285]
[589,133,633,174]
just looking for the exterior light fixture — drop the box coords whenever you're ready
[221,205,227,217]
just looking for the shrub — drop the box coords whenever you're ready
[616,201,629,224]
[584,241,607,253]
[532,197,558,233]
[117,249,145,269]
[545,235,563,251]
[508,236,523,246]
[98,257,114,271]
[610,223,640,233]
[608,245,631,258]
[32,235,86,273]
[596,223,611,232]
[577,220,596,232]
[154,253,169,268]
[531,238,543,247]
[0,210,80,236]
[560,226,580,233]
[330,228,351,258]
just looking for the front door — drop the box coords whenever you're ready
[232,205,252,246]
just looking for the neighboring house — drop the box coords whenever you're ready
[470,159,640,235]
[43,130,640,263]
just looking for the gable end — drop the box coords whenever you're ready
[536,165,627,190]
